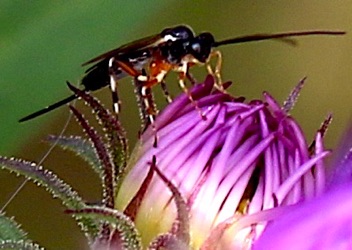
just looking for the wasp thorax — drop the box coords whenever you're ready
[161,25,195,42]
[160,39,189,65]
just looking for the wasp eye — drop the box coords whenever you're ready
[191,43,201,53]
[198,32,215,46]
[189,33,215,63]
[161,25,195,41]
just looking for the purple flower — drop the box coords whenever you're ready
[116,75,330,249]
[254,124,352,250]
[253,183,352,250]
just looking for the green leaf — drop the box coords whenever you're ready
[0,212,27,241]
[0,157,99,238]
[67,83,128,192]
[66,206,142,250]
[0,213,44,249]
[0,240,44,250]
[46,135,102,176]
[0,157,83,208]
[69,105,115,209]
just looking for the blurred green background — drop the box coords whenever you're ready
[0,1,351,249]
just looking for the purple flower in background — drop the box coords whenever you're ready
[254,124,352,250]
[254,183,352,250]
[116,75,330,249]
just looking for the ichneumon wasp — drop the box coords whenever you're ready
[19,25,345,124]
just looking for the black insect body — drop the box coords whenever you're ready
[19,25,345,123]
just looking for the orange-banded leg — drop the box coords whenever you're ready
[134,60,174,105]
[160,81,173,103]
[133,78,159,136]
[116,60,162,147]
[206,50,224,90]
[177,62,207,121]
[115,61,158,126]
[186,70,197,85]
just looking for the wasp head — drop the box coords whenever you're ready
[161,31,216,65]
[187,32,215,63]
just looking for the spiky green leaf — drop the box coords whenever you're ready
[67,83,128,191]
[66,206,142,250]
[0,213,27,241]
[0,157,99,238]
[46,135,102,176]
[69,105,115,209]
[0,240,44,250]
[0,157,82,208]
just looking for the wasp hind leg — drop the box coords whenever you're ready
[139,81,160,148]
[108,57,122,115]
[116,61,159,147]
[114,61,158,125]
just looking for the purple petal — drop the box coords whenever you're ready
[254,184,352,250]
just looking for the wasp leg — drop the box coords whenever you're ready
[138,70,171,148]
[178,62,207,121]
[115,61,159,147]
[137,68,169,126]
[140,81,160,148]
[186,71,197,85]
[206,50,224,90]
[108,57,122,114]
[160,81,173,103]
[140,86,157,124]
[116,60,141,77]
[133,78,157,131]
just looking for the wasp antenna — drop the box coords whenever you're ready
[19,93,78,123]
[213,30,346,47]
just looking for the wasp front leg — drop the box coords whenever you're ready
[177,62,206,121]
[206,50,224,90]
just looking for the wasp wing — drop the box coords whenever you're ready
[82,33,164,66]
[20,33,166,123]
